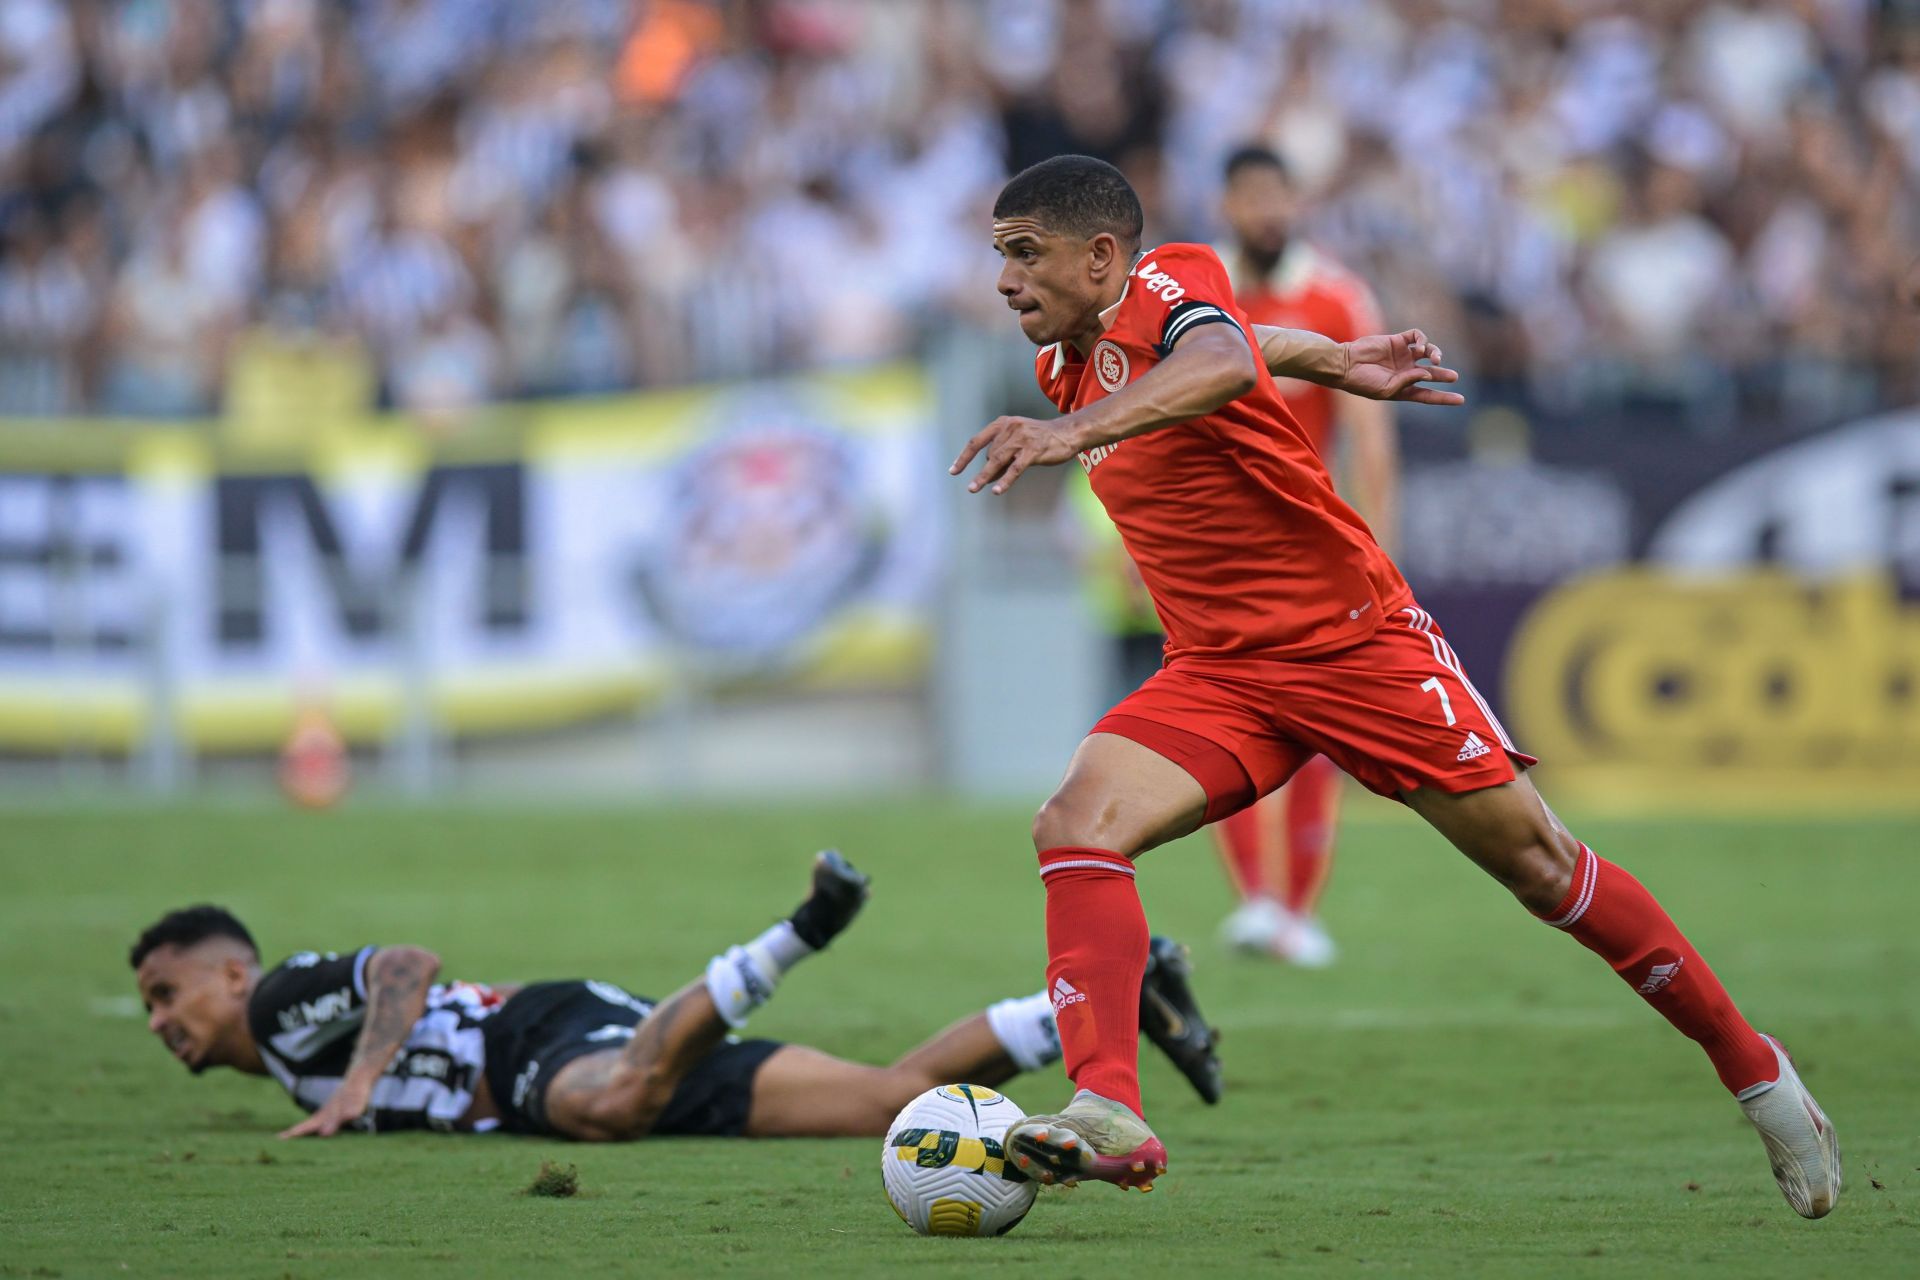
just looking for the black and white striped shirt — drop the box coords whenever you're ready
[248,947,504,1132]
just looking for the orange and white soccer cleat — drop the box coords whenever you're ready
[1004,1090,1167,1191]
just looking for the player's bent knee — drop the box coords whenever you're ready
[586,1102,659,1143]
[1031,793,1085,852]
[1031,790,1133,853]
[577,1074,670,1142]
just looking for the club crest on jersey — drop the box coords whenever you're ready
[1093,339,1130,392]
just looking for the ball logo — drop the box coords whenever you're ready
[1093,340,1130,392]
[936,1084,1003,1106]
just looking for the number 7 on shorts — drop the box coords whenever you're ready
[1419,676,1456,726]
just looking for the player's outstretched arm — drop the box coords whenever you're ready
[952,326,1257,495]
[1254,325,1465,407]
[279,945,439,1138]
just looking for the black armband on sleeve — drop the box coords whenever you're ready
[1157,300,1245,357]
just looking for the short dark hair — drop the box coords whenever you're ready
[994,155,1144,249]
[130,905,257,970]
[1223,144,1289,184]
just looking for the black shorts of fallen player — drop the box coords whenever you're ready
[481,980,784,1137]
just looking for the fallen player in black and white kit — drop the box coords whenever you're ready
[130,851,1223,1140]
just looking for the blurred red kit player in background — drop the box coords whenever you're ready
[1209,144,1402,969]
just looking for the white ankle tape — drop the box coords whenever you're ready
[705,946,775,1028]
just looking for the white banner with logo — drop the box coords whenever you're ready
[0,364,941,752]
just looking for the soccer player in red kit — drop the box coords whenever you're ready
[1209,143,1401,967]
[953,156,1839,1217]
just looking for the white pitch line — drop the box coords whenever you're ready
[89,995,145,1018]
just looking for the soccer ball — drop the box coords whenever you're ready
[880,1084,1038,1237]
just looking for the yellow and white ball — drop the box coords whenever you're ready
[880,1084,1038,1236]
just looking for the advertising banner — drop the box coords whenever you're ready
[0,364,941,753]
[1410,407,1920,810]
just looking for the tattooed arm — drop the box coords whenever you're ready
[540,980,731,1141]
[280,945,440,1138]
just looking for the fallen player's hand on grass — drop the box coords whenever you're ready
[280,1080,372,1138]
[1338,330,1465,406]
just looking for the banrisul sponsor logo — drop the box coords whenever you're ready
[1079,442,1122,474]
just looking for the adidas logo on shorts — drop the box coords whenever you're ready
[1456,731,1491,762]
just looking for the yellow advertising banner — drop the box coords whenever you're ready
[1506,569,1920,811]
[0,365,939,753]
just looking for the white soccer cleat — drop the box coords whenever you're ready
[1219,897,1287,953]
[1219,898,1337,969]
[1276,913,1337,969]
[1738,1035,1841,1219]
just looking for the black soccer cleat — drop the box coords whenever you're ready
[788,848,871,950]
[1139,935,1223,1105]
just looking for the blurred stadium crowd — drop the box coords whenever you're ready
[2,0,1915,428]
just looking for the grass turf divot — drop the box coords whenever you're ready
[525,1161,580,1198]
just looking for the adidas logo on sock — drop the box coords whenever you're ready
[1051,977,1088,1011]
[1638,957,1684,994]
[1457,731,1491,762]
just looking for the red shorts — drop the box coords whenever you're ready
[1094,604,1537,824]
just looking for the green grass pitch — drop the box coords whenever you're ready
[1,801,1915,1278]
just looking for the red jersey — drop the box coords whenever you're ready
[1035,242,1409,661]
[1220,242,1382,460]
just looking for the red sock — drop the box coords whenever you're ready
[1542,845,1777,1094]
[1039,846,1149,1116]
[1213,803,1269,900]
[1282,755,1340,915]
